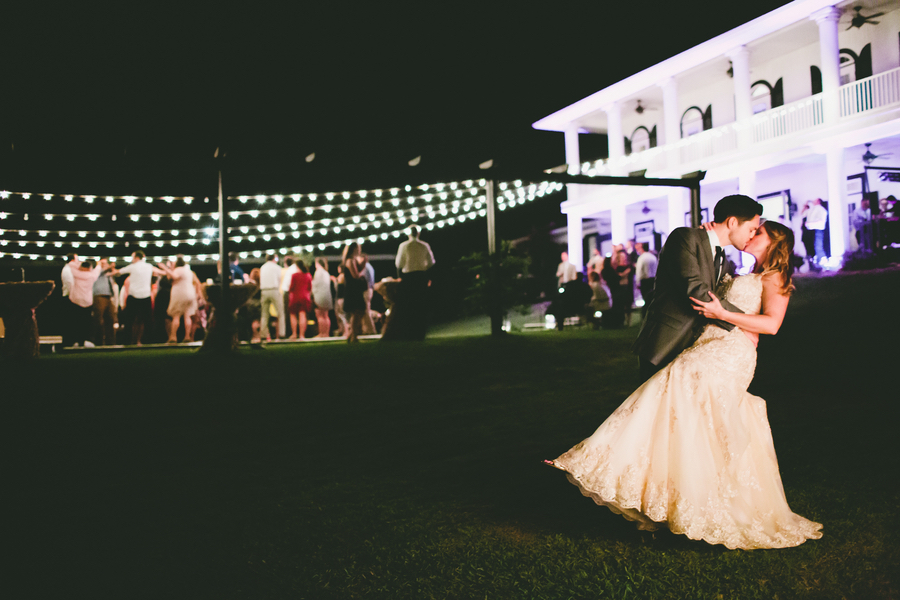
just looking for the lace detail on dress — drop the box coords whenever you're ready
[551,274,823,549]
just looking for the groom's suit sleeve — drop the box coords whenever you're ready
[668,229,743,332]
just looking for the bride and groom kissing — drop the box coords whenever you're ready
[547,194,823,550]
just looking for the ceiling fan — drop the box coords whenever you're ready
[633,100,657,115]
[862,142,892,164]
[846,6,884,29]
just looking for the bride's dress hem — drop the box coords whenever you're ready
[551,464,822,551]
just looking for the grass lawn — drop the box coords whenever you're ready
[5,270,900,599]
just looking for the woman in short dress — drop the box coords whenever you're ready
[288,260,313,339]
[341,242,368,343]
[311,257,334,338]
[162,255,197,343]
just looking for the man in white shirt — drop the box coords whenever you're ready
[280,256,299,338]
[395,226,435,276]
[586,248,603,275]
[395,227,436,340]
[110,250,162,345]
[556,251,577,288]
[259,254,285,342]
[634,242,658,319]
[851,198,872,248]
[68,258,106,348]
[801,198,828,267]
[60,254,77,346]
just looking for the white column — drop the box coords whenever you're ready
[727,45,752,147]
[611,202,628,244]
[564,125,581,175]
[660,77,681,171]
[604,102,625,175]
[825,146,848,260]
[660,77,680,146]
[812,6,842,121]
[667,188,689,233]
[739,171,757,200]
[566,213,584,273]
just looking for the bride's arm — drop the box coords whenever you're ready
[690,273,789,335]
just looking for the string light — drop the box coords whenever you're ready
[0,180,564,261]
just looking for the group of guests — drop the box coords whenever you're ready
[56,225,440,347]
[223,226,435,344]
[552,240,658,330]
[221,247,378,344]
[850,194,900,255]
[60,250,204,347]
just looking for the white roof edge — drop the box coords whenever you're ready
[532,0,839,132]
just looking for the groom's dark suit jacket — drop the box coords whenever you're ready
[632,227,743,368]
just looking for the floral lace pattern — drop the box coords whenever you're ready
[552,274,823,550]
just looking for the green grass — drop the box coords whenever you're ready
[5,270,900,599]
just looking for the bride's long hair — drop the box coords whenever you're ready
[754,220,795,295]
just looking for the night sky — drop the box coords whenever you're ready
[1,1,792,252]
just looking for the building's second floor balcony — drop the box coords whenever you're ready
[578,66,900,177]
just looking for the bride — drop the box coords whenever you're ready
[546,220,822,550]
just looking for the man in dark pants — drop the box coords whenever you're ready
[91,257,117,346]
[634,242,657,321]
[394,226,435,340]
[632,195,762,383]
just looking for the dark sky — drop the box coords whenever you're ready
[1,1,792,196]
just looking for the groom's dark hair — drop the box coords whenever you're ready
[713,195,763,224]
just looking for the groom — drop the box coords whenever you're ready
[633,194,763,382]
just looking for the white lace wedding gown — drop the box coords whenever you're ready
[551,273,823,549]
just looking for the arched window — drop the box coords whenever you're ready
[631,126,651,153]
[681,106,705,138]
[751,81,772,114]
[840,49,857,85]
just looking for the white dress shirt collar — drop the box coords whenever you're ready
[707,229,723,257]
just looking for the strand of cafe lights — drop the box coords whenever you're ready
[0,180,559,239]
[0,180,564,263]
[0,179,552,221]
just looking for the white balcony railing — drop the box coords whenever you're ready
[751,95,824,144]
[840,66,900,117]
[678,124,738,164]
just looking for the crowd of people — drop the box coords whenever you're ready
[56,227,437,348]
[59,250,206,347]
[849,194,900,257]
[211,247,384,344]
[550,240,658,331]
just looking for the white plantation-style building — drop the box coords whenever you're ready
[534,0,900,270]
